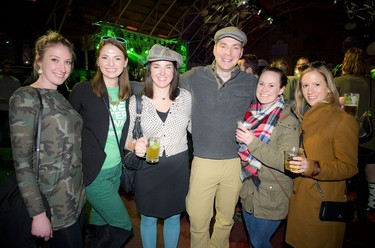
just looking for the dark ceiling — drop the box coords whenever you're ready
[1,0,374,67]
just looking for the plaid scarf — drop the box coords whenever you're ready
[238,97,285,188]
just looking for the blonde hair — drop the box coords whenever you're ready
[33,30,75,78]
[292,64,340,121]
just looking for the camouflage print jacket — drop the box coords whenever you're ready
[9,86,86,230]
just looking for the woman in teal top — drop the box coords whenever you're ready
[69,37,133,248]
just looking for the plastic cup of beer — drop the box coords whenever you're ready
[146,137,160,163]
[343,93,360,118]
[284,147,304,172]
[237,120,252,130]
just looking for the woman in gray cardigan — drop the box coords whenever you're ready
[236,66,299,248]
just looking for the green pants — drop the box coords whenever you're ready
[86,164,132,230]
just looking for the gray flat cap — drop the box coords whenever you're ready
[147,44,183,68]
[214,26,247,46]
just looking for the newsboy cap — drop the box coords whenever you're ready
[214,26,247,46]
[147,44,183,68]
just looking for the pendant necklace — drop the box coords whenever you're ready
[108,93,120,106]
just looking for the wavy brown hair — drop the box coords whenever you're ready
[341,47,369,76]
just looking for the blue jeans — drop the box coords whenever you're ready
[242,208,281,248]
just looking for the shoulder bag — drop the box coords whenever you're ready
[300,132,354,222]
[358,77,373,144]
[104,93,143,194]
[315,180,354,222]
[0,88,51,247]
[123,93,143,170]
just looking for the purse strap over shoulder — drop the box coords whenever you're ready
[132,93,143,139]
[135,93,142,114]
[34,88,43,183]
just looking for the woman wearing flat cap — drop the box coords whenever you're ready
[126,44,191,248]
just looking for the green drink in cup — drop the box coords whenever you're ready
[146,137,160,163]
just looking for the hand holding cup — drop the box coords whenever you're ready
[236,120,253,145]
[135,137,147,157]
[284,147,304,173]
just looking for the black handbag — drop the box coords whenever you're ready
[105,93,143,194]
[123,93,143,170]
[319,201,354,222]
[358,77,373,144]
[120,93,144,194]
[0,89,50,247]
[315,180,354,222]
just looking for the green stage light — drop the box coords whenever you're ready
[93,21,189,72]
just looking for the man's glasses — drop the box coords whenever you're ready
[298,61,326,72]
[100,36,127,45]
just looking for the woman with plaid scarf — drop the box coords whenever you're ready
[236,66,300,248]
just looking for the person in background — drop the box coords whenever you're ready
[236,66,299,248]
[0,61,21,145]
[284,57,309,102]
[127,44,191,248]
[269,59,289,75]
[294,57,309,77]
[286,62,358,248]
[69,37,133,248]
[333,47,375,222]
[238,54,259,77]
[9,30,86,248]
[180,26,257,248]
[258,58,269,76]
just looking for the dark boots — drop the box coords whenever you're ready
[87,224,133,248]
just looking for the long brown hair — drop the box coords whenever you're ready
[91,38,131,100]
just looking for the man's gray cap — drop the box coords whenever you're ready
[214,26,247,46]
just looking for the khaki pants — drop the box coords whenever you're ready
[186,157,242,248]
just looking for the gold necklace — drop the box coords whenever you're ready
[108,94,120,106]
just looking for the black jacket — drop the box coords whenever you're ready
[69,81,134,186]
